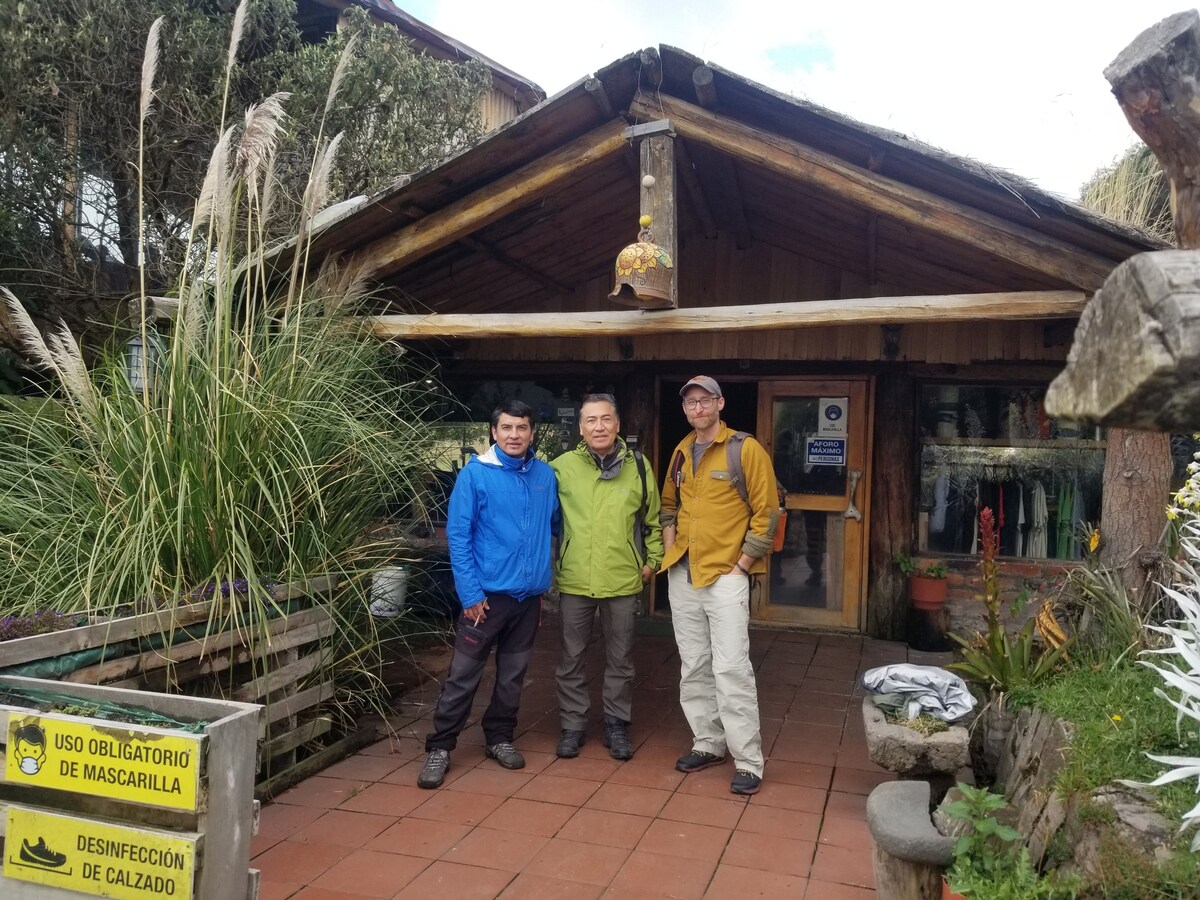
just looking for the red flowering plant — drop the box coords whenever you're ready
[949,507,1072,693]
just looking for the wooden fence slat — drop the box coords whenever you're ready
[63,608,333,686]
[260,683,335,733]
[233,648,331,703]
[103,615,333,694]
[0,577,337,672]
[265,716,333,757]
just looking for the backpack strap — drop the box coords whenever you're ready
[633,449,648,515]
[633,448,649,557]
[726,431,751,510]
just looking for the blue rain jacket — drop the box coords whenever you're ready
[446,444,560,608]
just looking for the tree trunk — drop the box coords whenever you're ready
[1100,428,1171,598]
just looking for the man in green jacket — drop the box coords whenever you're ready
[550,393,663,760]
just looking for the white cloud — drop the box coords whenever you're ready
[411,0,1189,198]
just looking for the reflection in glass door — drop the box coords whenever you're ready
[754,380,871,630]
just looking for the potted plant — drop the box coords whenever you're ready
[896,553,950,609]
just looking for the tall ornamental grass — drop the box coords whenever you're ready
[0,4,434,713]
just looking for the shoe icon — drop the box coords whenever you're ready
[20,837,67,868]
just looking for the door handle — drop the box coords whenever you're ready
[844,470,863,521]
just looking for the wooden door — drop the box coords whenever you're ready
[753,379,873,630]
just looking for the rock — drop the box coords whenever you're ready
[862,696,970,776]
[868,780,956,866]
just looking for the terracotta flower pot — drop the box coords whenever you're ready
[942,876,967,900]
[910,574,949,610]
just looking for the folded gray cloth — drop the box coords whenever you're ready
[861,663,976,722]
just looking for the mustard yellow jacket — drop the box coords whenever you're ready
[659,423,779,588]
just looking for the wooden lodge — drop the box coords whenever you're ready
[284,45,1164,640]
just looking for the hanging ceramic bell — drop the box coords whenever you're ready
[609,215,674,308]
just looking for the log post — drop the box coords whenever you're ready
[867,373,915,641]
[625,120,679,309]
[1090,12,1200,597]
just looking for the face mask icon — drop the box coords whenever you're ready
[13,724,47,777]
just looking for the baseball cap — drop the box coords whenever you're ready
[679,376,722,397]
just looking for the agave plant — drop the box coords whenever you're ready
[0,5,437,716]
[1125,513,1200,850]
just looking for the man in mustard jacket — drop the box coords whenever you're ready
[550,393,663,760]
[661,376,778,795]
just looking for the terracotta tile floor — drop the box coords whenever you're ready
[254,618,948,899]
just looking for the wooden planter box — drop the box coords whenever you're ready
[0,675,261,899]
[0,579,338,793]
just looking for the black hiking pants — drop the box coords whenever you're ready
[425,593,541,751]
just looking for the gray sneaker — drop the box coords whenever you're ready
[485,742,525,769]
[417,749,450,789]
[556,729,586,758]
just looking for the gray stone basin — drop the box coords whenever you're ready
[862,694,970,776]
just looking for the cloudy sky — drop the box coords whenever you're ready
[400,0,1192,199]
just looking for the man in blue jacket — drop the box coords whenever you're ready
[418,400,559,789]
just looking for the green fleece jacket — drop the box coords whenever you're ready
[550,439,664,598]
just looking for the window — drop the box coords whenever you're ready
[917,384,1104,560]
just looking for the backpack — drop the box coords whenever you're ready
[669,433,788,551]
[669,431,753,506]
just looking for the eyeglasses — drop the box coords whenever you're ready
[682,397,718,410]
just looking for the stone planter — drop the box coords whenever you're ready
[862,695,970,779]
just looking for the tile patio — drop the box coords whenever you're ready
[252,616,950,899]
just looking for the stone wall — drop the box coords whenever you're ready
[960,702,1174,885]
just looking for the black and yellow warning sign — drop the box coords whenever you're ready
[4,805,197,899]
[6,714,202,811]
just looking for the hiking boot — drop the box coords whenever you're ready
[675,749,725,773]
[731,769,762,795]
[485,741,525,770]
[556,729,586,758]
[602,716,633,760]
[417,749,450,789]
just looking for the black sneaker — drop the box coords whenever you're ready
[731,769,762,795]
[20,837,67,868]
[556,729,586,758]
[602,716,633,760]
[485,741,525,770]
[417,749,450,789]
[675,749,725,773]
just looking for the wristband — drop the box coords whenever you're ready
[735,562,750,575]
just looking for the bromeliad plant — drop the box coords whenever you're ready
[0,6,436,712]
[949,507,1072,693]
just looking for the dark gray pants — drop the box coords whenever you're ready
[556,593,637,730]
[425,594,540,751]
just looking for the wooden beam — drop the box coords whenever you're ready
[693,65,719,109]
[1106,10,1200,247]
[395,202,573,294]
[639,47,663,89]
[584,76,615,119]
[348,121,628,280]
[372,290,1087,339]
[629,95,1115,290]
[676,138,718,239]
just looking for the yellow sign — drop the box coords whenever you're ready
[4,805,197,900]
[6,714,203,811]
